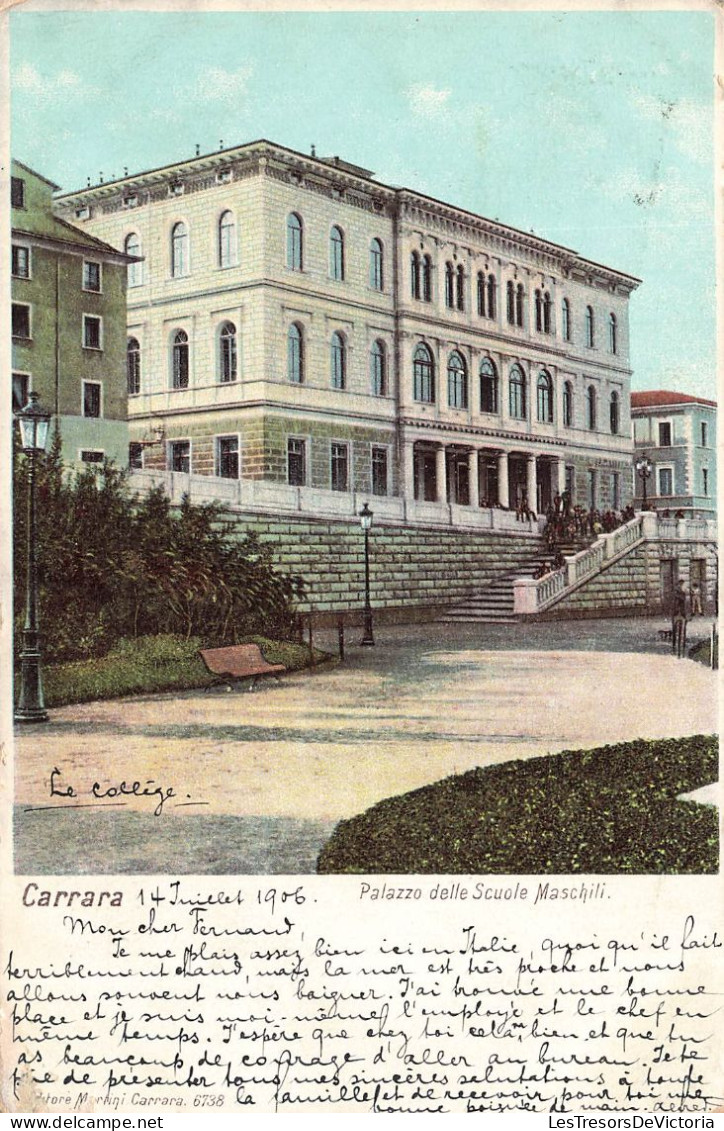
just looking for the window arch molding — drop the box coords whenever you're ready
[608,312,618,355]
[330,330,347,389]
[413,342,435,403]
[286,212,303,270]
[536,369,554,423]
[509,362,527,419]
[218,210,237,269]
[287,322,304,383]
[370,239,384,291]
[218,320,238,383]
[585,305,595,348]
[170,328,190,389]
[126,336,141,395]
[125,232,143,288]
[479,356,499,414]
[170,220,190,278]
[447,350,468,409]
[330,225,345,281]
[370,338,387,396]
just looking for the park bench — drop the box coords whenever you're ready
[199,643,286,692]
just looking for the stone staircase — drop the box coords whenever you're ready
[438,536,593,624]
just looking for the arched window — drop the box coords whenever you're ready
[218,210,236,268]
[487,274,496,319]
[447,351,468,409]
[516,283,525,328]
[562,298,571,341]
[610,390,620,435]
[171,329,189,389]
[422,255,433,302]
[445,262,455,309]
[410,251,421,299]
[330,226,344,281]
[535,289,543,332]
[171,221,189,278]
[509,363,526,419]
[126,337,141,395]
[479,357,498,414]
[608,312,617,355]
[287,323,304,383]
[456,264,465,311]
[587,384,597,430]
[286,213,303,270]
[370,339,386,396]
[331,331,346,389]
[563,380,573,427]
[477,271,486,317]
[543,291,552,334]
[506,280,515,324]
[219,321,237,383]
[585,305,595,348]
[537,369,553,423]
[125,233,142,288]
[413,343,435,403]
[370,239,384,291]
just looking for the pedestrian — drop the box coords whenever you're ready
[691,582,703,617]
[671,579,688,656]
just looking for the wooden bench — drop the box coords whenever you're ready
[199,644,286,692]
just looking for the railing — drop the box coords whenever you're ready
[128,469,543,536]
[513,515,645,616]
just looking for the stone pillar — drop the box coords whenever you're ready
[498,451,509,508]
[469,449,479,508]
[403,440,416,500]
[436,445,447,504]
[556,457,566,495]
[526,455,537,511]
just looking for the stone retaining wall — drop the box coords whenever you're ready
[223,511,544,617]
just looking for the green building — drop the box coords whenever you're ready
[11,159,133,467]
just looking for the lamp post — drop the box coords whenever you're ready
[636,456,653,510]
[14,393,51,724]
[359,502,375,647]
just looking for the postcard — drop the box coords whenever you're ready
[2,0,721,1117]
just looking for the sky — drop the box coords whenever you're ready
[9,7,717,399]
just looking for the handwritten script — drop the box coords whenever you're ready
[4,879,721,1113]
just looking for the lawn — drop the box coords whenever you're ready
[27,634,330,707]
[317,734,718,875]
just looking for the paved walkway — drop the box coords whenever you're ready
[14,617,718,873]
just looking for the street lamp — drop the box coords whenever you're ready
[359,502,375,647]
[14,392,51,724]
[636,456,653,510]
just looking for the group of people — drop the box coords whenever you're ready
[543,494,636,547]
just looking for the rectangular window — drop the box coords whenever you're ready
[216,435,240,479]
[83,315,102,350]
[287,438,306,486]
[658,421,672,447]
[588,469,597,510]
[169,440,191,473]
[702,468,709,497]
[11,177,25,208]
[330,442,349,492]
[129,443,144,470]
[83,381,102,418]
[372,446,388,496]
[658,467,673,496]
[12,373,29,412]
[701,421,708,448]
[83,261,102,292]
[611,472,620,510]
[12,245,30,279]
[80,450,104,464]
[12,303,31,339]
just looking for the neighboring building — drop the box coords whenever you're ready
[11,159,133,467]
[631,390,717,518]
[54,139,639,512]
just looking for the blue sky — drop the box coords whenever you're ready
[10,8,716,397]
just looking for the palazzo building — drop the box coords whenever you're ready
[54,139,639,515]
[11,159,132,467]
[631,390,717,518]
